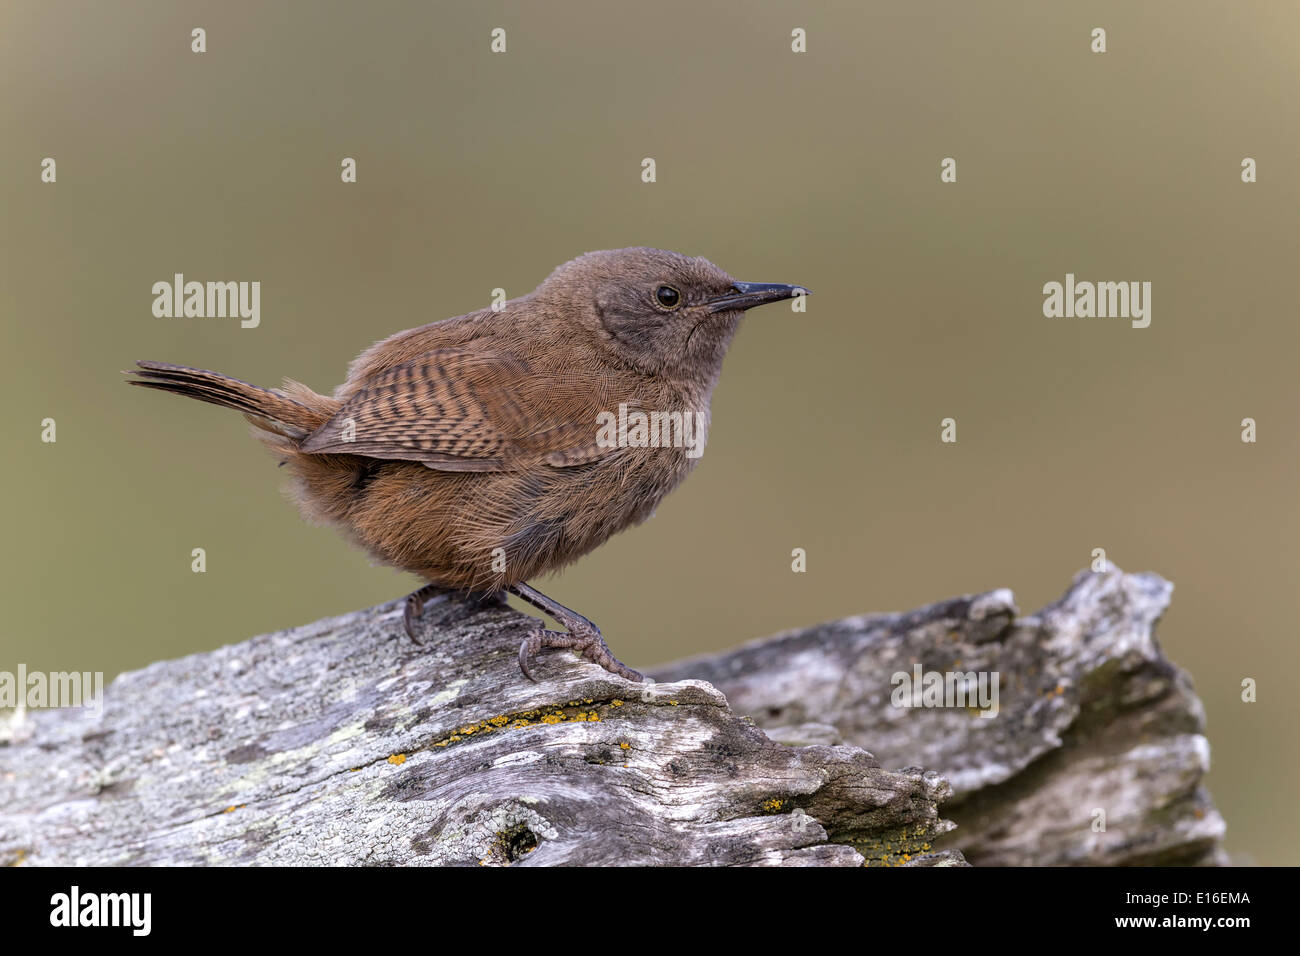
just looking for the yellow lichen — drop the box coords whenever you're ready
[422,700,622,749]
[852,823,938,867]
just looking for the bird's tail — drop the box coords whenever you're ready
[125,361,336,440]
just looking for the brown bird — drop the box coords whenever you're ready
[127,248,806,682]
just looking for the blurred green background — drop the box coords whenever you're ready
[3,1,1296,863]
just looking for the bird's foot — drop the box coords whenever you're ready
[518,626,644,683]
[506,581,642,682]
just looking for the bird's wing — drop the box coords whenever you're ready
[298,348,622,471]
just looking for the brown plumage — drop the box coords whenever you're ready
[127,248,806,681]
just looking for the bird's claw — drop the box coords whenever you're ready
[403,583,447,645]
[517,627,644,683]
[403,594,425,644]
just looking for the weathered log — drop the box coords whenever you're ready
[0,567,1222,866]
[0,602,958,866]
[655,567,1226,866]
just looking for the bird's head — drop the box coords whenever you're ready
[536,247,807,387]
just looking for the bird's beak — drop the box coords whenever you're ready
[707,281,810,313]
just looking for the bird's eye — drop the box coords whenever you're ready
[655,285,681,309]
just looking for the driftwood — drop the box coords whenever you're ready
[0,566,1223,866]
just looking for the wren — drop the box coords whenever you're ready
[128,248,806,681]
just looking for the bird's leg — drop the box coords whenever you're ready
[508,582,644,683]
